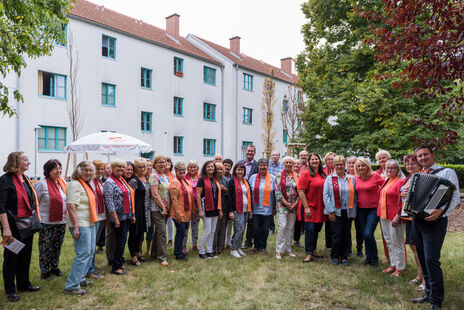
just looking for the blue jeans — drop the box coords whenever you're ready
[87,220,103,274]
[252,214,273,250]
[304,222,323,255]
[65,225,96,290]
[357,208,379,263]
[174,221,188,259]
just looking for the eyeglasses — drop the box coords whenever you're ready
[386,167,398,170]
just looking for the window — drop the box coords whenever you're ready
[173,136,184,155]
[55,24,67,46]
[203,139,216,156]
[141,112,152,132]
[297,90,303,104]
[203,103,216,121]
[38,126,66,151]
[101,83,116,106]
[243,108,253,124]
[173,97,183,116]
[102,35,116,59]
[141,68,152,89]
[174,57,183,76]
[282,99,289,113]
[243,73,253,91]
[38,71,66,99]
[141,152,153,159]
[203,66,216,85]
[283,130,288,144]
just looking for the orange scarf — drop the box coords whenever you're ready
[121,178,136,214]
[380,176,398,219]
[347,177,355,209]
[253,172,272,207]
[77,178,98,224]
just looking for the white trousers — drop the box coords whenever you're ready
[199,216,219,255]
[167,217,175,241]
[275,213,297,253]
[380,218,406,270]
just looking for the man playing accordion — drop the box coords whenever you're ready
[410,145,460,310]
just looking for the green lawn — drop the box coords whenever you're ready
[1,226,463,309]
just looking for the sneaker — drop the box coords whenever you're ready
[341,259,350,266]
[199,254,209,260]
[230,250,241,258]
[288,252,296,258]
[207,253,218,259]
[237,249,246,256]
[331,258,339,265]
[167,240,173,248]
[64,288,86,296]
[276,253,282,260]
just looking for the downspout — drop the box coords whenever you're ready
[234,64,239,161]
[220,64,224,155]
[15,73,21,151]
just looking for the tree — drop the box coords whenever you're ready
[360,0,464,150]
[280,85,304,143]
[296,0,463,161]
[0,0,71,116]
[261,76,276,159]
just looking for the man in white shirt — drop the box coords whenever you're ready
[410,145,460,310]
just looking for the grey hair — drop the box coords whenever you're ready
[174,161,186,171]
[375,150,391,160]
[258,158,269,165]
[71,160,95,180]
[282,156,294,163]
[385,159,405,179]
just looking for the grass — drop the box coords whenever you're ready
[1,225,463,309]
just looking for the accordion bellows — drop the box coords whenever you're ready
[403,173,455,219]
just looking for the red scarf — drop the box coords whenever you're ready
[177,177,190,211]
[204,177,221,212]
[12,174,33,218]
[332,175,355,209]
[93,179,105,214]
[253,172,271,207]
[234,177,252,213]
[280,170,298,203]
[110,174,131,214]
[47,177,66,221]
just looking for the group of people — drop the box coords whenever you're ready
[0,144,459,309]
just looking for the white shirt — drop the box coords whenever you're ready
[241,183,248,208]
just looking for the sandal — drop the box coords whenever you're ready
[409,279,421,285]
[111,269,126,275]
[313,253,323,258]
[130,260,141,266]
[302,255,313,263]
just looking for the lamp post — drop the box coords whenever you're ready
[34,126,41,179]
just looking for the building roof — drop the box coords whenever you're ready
[194,36,299,84]
[70,0,220,65]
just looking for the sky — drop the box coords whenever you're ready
[87,0,308,70]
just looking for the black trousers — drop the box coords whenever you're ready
[245,218,254,247]
[413,217,447,307]
[293,218,304,242]
[252,215,273,250]
[2,230,34,294]
[128,222,143,257]
[354,217,364,252]
[325,220,332,249]
[111,219,129,270]
[331,210,352,260]
[174,221,188,259]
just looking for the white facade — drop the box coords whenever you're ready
[0,3,298,177]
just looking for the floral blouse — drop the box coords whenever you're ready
[149,172,170,212]
[275,171,299,214]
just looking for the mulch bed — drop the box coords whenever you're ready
[448,202,464,232]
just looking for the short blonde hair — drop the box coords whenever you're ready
[323,152,336,165]
[215,162,224,170]
[187,160,199,170]
[354,157,374,177]
[134,157,146,167]
[110,159,127,169]
[71,161,95,180]
[375,150,391,160]
[333,155,345,165]
[152,155,165,166]
[3,151,24,173]
[92,160,105,169]
[282,156,294,163]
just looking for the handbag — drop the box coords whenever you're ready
[7,208,42,240]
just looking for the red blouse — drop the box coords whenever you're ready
[377,178,405,221]
[355,173,385,209]
[297,170,327,223]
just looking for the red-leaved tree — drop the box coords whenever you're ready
[359,0,464,149]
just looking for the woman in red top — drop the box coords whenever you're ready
[378,159,405,277]
[298,153,327,263]
[354,157,385,266]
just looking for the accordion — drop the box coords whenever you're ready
[403,173,455,219]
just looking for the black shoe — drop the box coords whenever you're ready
[207,253,218,259]
[357,251,364,258]
[50,268,63,276]
[176,256,188,261]
[199,254,209,260]
[370,260,379,267]
[18,284,40,292]
[96,247,103,254]
[79,280,93,287]
[429,304,441,310]
[7,293,20,302]
[363,260,370,266]
[411,294,429,304]
[41,272,51,279]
